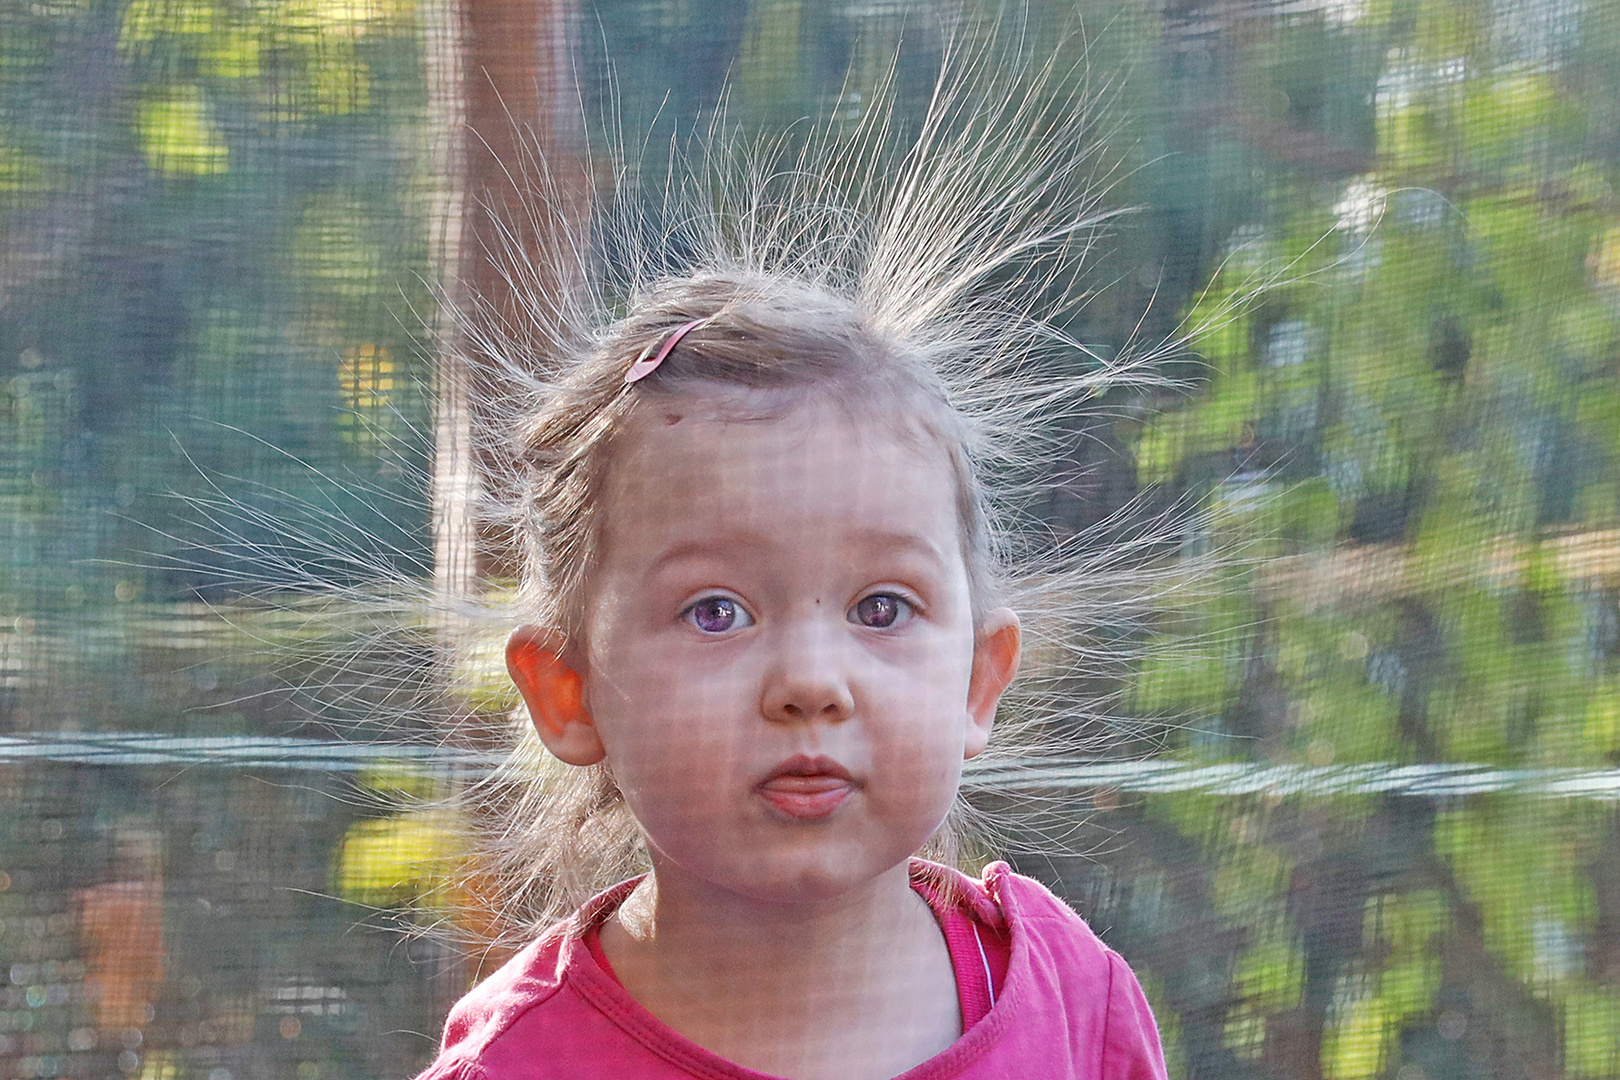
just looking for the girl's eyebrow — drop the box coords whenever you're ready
[645,535,771,575]
[844,528,949,569]
[645,530,948,576]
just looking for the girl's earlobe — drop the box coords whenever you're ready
[505,626,607,766]
[964,608,1021,759]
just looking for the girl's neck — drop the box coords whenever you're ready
[598,858,962,1080]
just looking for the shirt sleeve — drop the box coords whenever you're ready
[1102,951,1171,1080]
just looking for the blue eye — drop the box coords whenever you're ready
[851,593,911,628]
[683,596,752,634]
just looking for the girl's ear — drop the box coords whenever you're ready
[506,625,606,766]
[964,607,1021,760]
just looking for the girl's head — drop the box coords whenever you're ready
[452,32,1176,939]
[503,273,1021,905]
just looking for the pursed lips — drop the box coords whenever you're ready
[755,753,858,819]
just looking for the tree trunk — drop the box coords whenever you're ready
[427,0,588,603]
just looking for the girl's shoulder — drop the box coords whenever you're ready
[427,922,576,1073]
[932,861,1169,1080]
[919,858,1112,958]
[421,877,645,1078]
[975,861,1151,1006]
[979,863,1107,943]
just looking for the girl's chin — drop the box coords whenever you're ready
[639,803,947,903]
[650,840,925,909]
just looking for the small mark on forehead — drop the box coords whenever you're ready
[662,412,685,426]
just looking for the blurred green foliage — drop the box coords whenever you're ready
[1113,2,1620,1076]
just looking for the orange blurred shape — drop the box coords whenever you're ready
[77,878,165,1033]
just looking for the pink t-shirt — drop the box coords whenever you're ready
[417,861,1169,1080]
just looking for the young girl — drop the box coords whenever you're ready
[416,32,1174,1080]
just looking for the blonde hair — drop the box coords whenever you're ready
[432,24,1203,947]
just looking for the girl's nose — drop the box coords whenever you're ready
[759,623,855,724]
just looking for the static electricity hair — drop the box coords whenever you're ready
[436,25,1210,947]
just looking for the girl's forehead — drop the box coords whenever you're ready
[618,393,943,478]
[622,383,950,459]
[600,397,960,540]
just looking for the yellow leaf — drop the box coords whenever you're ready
[137,85,228,176]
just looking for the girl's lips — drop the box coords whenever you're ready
[756,754,857,819]
[757,775,854,819]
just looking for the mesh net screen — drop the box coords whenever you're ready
[2,1,1618,1078]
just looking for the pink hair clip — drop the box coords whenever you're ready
[624,316,714,384]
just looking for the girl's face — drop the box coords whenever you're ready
[511,394,1020,906]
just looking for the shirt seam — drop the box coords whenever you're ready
[566,938,1012,1080]
[1099,948,1120,1077]
[566,962,762,1080]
